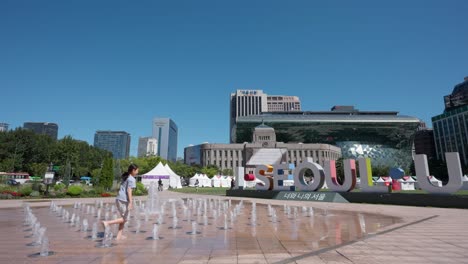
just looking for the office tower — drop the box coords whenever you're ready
[433,77,468,165]
[138,137,158,157]
[152,118,178,162]
[94,131,131,159]
[23,122,58,140]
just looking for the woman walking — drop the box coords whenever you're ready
[102,164,138,240]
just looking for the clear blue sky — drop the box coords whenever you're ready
[1,0,467,158]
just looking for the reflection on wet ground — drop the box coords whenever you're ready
[0,198,400,263]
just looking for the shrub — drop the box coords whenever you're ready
[93,186,105,195]
[136,182,147,195]
[54,183,66,191]
[67,185,83,196]
[134,189,143,196]
[30,191,40,197]
[32,182,42,192]
[0,185,15,193]
[1,190,21,198]
[20,185,33,196]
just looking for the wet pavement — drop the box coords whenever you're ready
[1,191,468,264]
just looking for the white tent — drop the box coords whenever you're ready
[375,177,386,187]
[142,162,170,190]
[201,174,212,187]
[212,175,222,187]
[429,176,443,187]
[189,174,201,187]
[462,175,468,190]
[164,164,183,189]
[221,176,230,188]
[398,176,415,191]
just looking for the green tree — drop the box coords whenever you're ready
[100,157,114,190]
[63,160,72,187]
[222,168,233,176]
[27,163,48,177]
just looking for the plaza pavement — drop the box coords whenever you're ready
[0,191,467,264]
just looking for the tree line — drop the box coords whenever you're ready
[0,129,232,189]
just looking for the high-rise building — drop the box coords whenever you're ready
[229,90,301,143]
[23,122,59,140]
[267,95,301,112]
[432,77,468,165]
[94,131,131,159]
[152,118,178,162]
[234,106,420,169]
[444,77,468,111]
[414,129,436,159]
[137,137,158,157]
[0,123,8,132]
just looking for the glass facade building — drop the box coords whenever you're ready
[432,78,468,166]
[152,118,178,162]
[94,131,131,159]
[235,108,420,169]
[23,122,59,140]
[432,105,468,165]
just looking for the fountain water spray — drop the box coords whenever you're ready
[75,216,81,231]
[82,219,89,232]
[70,214,76,226]
[39,236,49,256]
[91,222,98,240]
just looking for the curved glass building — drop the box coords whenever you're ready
[234,106,420,169]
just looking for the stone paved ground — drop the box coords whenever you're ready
[0,191,467,264]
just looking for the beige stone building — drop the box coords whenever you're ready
[185,124,341,171]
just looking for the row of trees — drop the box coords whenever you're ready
[0,129,111,179]
[0,129,231,189]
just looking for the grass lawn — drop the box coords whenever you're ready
[169,187,230,196]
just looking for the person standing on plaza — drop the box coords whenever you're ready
[195,179,199,192]
[230,178,235,190]
[102,164,138,240]
[158,178,163,191]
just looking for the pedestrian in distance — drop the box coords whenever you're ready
[158,178,163,191]
[195,179,199,192]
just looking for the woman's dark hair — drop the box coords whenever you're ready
[122,164,139,182]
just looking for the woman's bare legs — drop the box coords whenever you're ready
[102,218,127,240]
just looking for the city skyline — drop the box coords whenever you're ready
[1,0,467,157]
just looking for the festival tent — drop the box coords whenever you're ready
[221,176,231,187]
[375,177,387,187]
[429,176,443,187]
[398,176,415,191]
[142,162,171,189]
[164,164,183,189]
[201,174,212,187]
[212,175,222,187]
[189,174,201,187]
[462,175,468,190]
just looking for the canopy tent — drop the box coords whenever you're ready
[189,174,201,187]
[212,175,222,187]
[462,175,468,190]
[164,164,183,189]
[397,176,415,191]
[200,174,212,187]
[375,177,387,187]
[429,176,443,187]
[141,162,170,189]
[221,176,231,187]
